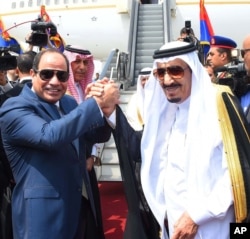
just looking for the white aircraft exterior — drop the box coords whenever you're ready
[1,0,250,63]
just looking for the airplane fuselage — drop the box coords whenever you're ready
[1,0,250,61]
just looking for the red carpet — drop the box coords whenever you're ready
[99,182,127,239]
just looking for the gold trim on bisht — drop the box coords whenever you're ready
[216,84,247,222]
[137,106,144,127]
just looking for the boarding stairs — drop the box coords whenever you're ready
[97,2,165,181]
[132,3,165,84]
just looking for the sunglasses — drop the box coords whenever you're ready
[156,66,188,80]
[35,69,69,82]
[241,48,250,58]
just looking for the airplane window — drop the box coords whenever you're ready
[46,0,50,5]
[28,0,33,7]
[37,0,42,6]
[55,0,60,5]
[11,2,17,9]
[73,0,79,3]
[64,0,69,4]
[20,1,25,8]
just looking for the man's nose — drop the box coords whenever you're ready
[79,60,87,68]
[49,73,61,84]
[163,73,173,83]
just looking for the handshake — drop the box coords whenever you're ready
[85,78,120,117]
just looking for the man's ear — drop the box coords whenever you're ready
[30,69,36,77]
[221,52,227,60]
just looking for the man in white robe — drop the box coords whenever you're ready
[126,67,152,130]
[140,41,248,239]
[87,40,250,239]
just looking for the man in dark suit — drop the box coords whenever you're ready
[0,51,36,239]
[0,48,119,239]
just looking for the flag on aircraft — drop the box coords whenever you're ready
[40,5,65,52]
[0,17,11,41]
[199,0,214,61]
[0,16,22,54]
[40,5,51,22]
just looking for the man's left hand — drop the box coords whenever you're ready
[171,211,198,239]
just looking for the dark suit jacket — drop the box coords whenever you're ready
[0,80,32,239]
[0,80,31,107]
[0,84,111,239]
[0,80,32,185]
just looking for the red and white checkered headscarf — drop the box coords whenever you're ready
[64,46,94,103]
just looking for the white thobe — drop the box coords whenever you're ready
[163,99,234,239]
[164,100,188,236]
[75,82,85,103]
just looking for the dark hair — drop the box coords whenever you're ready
[25,50,37,58]
[17,52,36,74]
[32,48,69,72]
[180,27,195,36]
[217,48,233,62]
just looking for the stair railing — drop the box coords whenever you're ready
[127,0,139,86]
[163,0,172,42]
[116,51,130,89]
[100,48,119,80]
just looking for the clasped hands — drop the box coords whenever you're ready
[85,78,120,117]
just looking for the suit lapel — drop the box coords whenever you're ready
[39,101,61,120]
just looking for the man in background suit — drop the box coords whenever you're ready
[240,34,250,123]
[0,50,36,239]
[0,51,36,106]
[0,48,119,239]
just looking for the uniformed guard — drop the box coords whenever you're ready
[207,35,237,81]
